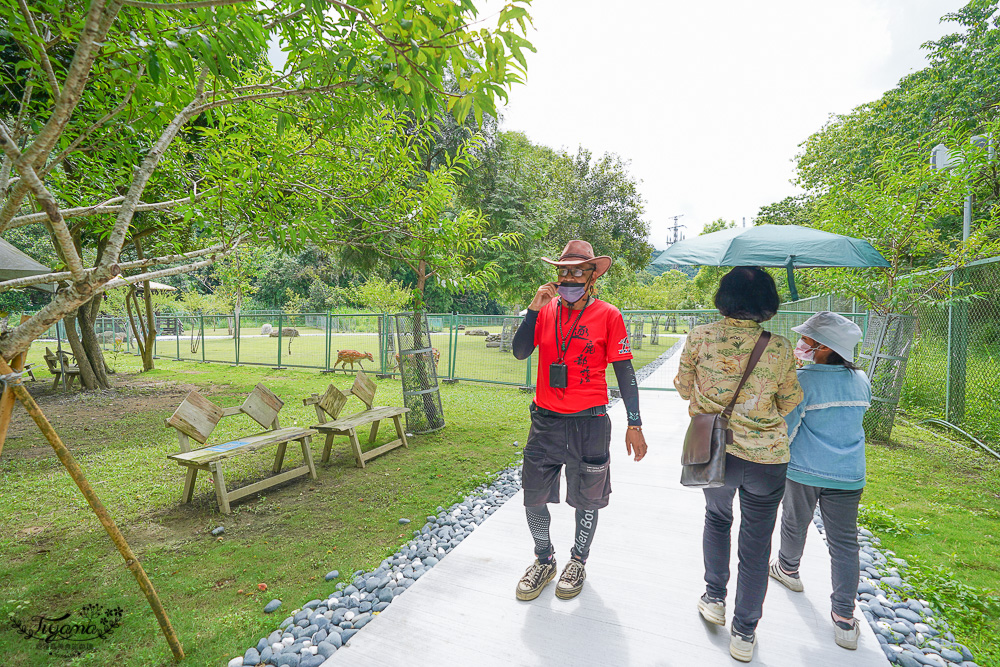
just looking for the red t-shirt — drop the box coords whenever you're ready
[533,298,633,413]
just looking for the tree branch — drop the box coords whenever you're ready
[122,0,252,7]
[0,124,87,281]
[41,75,142,178]
[16,0,62,100]
[6,189,215,230]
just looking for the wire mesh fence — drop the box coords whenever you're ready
[778,255,1000,444]
[395,311,445,434]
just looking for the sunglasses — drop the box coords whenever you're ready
[556,267,595,278]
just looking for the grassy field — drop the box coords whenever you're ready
[91,326,679,389]
[902,337,1000,444]
[862,420,1000,665]
[0,360,534,666]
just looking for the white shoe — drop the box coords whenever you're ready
[730,628,757,662]
[697,593,725,626]
[833,615,860,650]
[768,560,804,592]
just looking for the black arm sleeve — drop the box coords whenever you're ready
[512,309,539,360]
[612,359,641,426]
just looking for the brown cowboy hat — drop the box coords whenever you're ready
[541,240,613,278]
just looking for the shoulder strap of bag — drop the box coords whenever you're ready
[722,330,772,419]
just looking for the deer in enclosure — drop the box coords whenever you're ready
[393,347,441,370]
[335,349,374,372]
[269,327,300,354]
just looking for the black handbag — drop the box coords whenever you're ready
[680,331,771,488]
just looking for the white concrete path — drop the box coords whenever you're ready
[323,348,888,666]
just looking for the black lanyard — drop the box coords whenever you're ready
[555,298,588,363]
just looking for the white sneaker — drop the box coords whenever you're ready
[697,593,725,626]
[768,560,804,592]
[730,628,757,662]
[833,615,860,650]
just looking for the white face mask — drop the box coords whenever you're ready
[793,339,819,362]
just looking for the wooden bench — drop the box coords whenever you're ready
[44,347,80,389]
[304,372,409,468]
[165,384,316,514]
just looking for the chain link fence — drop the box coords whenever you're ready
[778,256,1000,445]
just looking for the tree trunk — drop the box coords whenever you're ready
[126,286,156,372]
[76,296,111,388]
[63,312,100,390]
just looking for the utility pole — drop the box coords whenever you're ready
[666,214,685,246]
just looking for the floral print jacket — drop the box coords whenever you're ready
[673,318,803,464]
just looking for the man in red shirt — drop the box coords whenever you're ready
[511,240,648,601]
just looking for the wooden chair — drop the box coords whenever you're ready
[304,372,409,468]
[43,347,80,389]
[165,384,316,514]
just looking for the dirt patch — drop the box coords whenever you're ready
[2,372,229,456]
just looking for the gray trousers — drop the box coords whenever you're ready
[703,454,787,636]
[777,480,863,618]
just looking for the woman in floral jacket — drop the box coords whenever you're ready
[674,266,803,663]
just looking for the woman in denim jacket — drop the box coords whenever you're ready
[768,311,871,651]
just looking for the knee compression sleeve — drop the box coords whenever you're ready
[571,508,599,562]
[525,505,553,560]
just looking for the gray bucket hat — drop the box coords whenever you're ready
[791,311,863,362]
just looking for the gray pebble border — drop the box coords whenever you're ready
[226,467,524,666]
[812,509,982,667]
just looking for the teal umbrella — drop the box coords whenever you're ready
[651,224,890,301]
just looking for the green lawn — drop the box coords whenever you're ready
[97,327,678,389]
[0,360,533,666]
[863,420,1000,664]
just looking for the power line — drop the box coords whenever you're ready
[666,214,685,245]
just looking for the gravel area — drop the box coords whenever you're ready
[812,510,982,667]
[226,468,524,666]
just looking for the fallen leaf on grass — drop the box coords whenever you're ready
[258,583,267,591]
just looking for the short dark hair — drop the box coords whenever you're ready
[714,267,779,323]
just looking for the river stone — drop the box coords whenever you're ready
[316,641,337,658]
[895,608,922,623]
[227,658,243,667]
[303,599,322,610]
[940,649,964,664]
[300,656,325,667]
[325,570,339,581]
[327,632,343,648]
[398,518,411,524]
[342,628,358,642]
[264,599,283,614]
[212,526,226,536]
[244,647,261,665]
[276,654,299,667]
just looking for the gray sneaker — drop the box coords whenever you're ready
[769,560,804,592]
[555,558,586,599]
[833,615,860,650]
[516,558,557,601]
[697,593,726,626]
[730,628,757,662]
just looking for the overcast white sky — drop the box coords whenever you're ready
[494,0,967,248]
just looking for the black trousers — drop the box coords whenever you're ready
[702,453,787,635]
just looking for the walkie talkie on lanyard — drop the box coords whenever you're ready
[550,295,587,389]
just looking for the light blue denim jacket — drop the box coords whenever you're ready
[784,365,871,490]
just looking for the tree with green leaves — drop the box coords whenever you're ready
[0,0,534,374]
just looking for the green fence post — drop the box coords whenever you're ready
[326,313,332,371]
[175,317,180,360]
[234,314,240,366]
[276,311,283,369]
[946,269,968,422]
[200,315,206,363]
